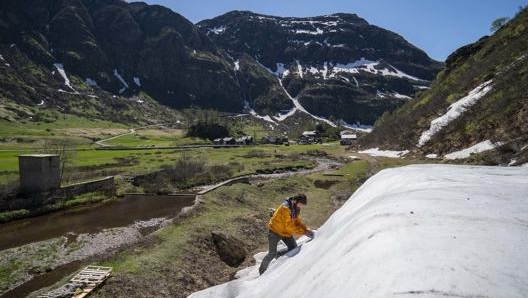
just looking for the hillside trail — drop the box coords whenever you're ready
[95,124,165,147]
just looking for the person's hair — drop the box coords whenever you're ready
[292,193,307,205]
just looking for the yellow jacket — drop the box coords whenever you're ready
[268,204,307,237]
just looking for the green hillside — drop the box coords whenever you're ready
[360,8,528,165]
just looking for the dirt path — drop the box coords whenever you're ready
[95,124,165,147]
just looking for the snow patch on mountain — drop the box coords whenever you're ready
[85,78,98,87]
[294,58,424,81]
[113,69,129,94]
[53,63,76,92]
[207,26,227,35]
[418,80,493,147]
[278,79,336,127]
[444,140,503,160]
[359,148,409,158]
[133,77,141,87]
[296,60,303,79]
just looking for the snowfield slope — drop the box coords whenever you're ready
[189,164,528,298]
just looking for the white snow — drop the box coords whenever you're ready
[330,58,424,81]
[322,62,328,80]
[277,79,336,127]
[208,26,227,35]
[296,60,303,79]
[444,140,502,160]
[273,108,297,122]
[352,76,359,87]
[244,100,277,124]
[340,122,373,132]
[133,77,141,87]
[426,153,438,159]
[85,78,98,87]
[53,63,76,92]
[248,109,277,125]
[414,85,430,90]
[189,164,528,298]
[338,75,350,83]
[234,60,240,71]
[274,63,287,77]
[392,92,412,99]
[418,80,493,147]
[0,54,4,61]
[113,69,129,94]
[359,147,409,158]
[266,58,425,86]
[294,28,324,35]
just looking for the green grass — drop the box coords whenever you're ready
[100,171,345,274]
[0,114,127,136]
[102,128,210,147]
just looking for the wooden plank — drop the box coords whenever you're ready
[37,266,112,298]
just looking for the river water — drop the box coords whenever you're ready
[0,194,195,298]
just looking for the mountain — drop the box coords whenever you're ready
[197,11,443,124]
[360,8,528,165]
[188,164,528,298]
[0,1,442,127]
[0,0,242,123]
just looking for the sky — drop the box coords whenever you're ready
[135,0,527,61]
[188,164,528,298]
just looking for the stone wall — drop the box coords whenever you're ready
[0,177,115,213]
[57,176,115,199]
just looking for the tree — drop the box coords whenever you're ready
[40,139,76,183]
[490,17,510,33]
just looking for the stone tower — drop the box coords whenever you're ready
[18,154,60,193]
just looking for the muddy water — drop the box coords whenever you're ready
[0,194,195,298]
[0,194,195,251]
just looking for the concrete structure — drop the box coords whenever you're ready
[19,154,60,193]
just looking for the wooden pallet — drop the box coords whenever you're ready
[71,266,112,285]
[37,266,112,298]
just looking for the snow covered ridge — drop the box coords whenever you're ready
[418,80,493,147]
[272,58,426,82]
[189,164,528,298]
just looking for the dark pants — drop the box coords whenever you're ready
[259,230,297,274]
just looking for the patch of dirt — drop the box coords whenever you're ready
[313,179,339,189]
[92,213,269,298]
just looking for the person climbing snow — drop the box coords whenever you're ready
[259,193,314,275]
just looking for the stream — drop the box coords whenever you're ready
[0,194,195,298]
